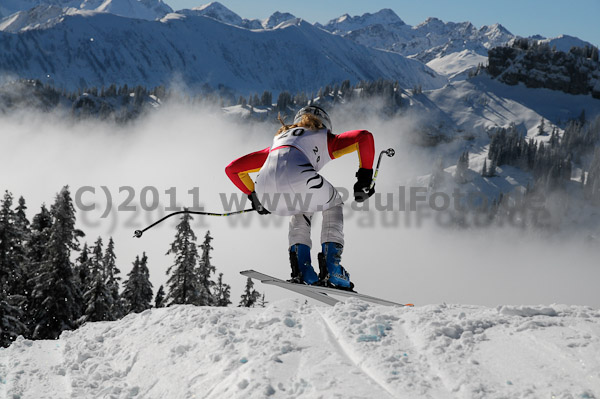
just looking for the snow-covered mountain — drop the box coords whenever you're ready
[539,34,596,53]
[2,300,599,398]
[179,2,295,30]
[0,4,67,33]
[320,9,515,62]
[0,11,446,94]
[0,0,172,21]
[317,8,406,33]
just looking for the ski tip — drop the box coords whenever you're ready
[405,303,415,307]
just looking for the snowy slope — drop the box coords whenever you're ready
[539,34,596,53]
[1,299,599,398]
[0,4,67,33]
[426,49,487,81]
[408,75,600,140]
[0,12,446,93]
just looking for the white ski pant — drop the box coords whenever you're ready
[255,146,344,249]
[288,205,344,249]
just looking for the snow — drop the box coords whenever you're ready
[1,299,599,398]
[0,5,67,33]
[538,34,595,53]
[320,11,514,63]
[416,75,600,139]
[426,49,487,80]
[0,0,172,22]
[320,8,405,34]
[0,11,446,94]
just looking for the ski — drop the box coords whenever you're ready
[241,270,413,307]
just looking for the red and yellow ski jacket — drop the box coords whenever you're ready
[226,130,375,195]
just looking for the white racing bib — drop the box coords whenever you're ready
[271,127,331,171]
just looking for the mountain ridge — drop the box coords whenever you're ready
[0,11,446,94]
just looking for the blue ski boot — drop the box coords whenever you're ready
[317,242,354,290]
[289,244,319,285]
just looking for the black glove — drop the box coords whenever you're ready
[353,168,375,202]
[248,191,270,215]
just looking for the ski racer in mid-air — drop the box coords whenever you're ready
[226,106,375,290]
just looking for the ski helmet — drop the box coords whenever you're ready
[293,105,332,132]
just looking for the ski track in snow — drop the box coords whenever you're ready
[2,300,600,399]
[316,307,398,398]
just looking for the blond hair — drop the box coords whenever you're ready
[276,113,324,135]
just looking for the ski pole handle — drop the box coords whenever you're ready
[363,148,395,193]
[134,208,255,238]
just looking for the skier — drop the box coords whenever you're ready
[225,105,375,289]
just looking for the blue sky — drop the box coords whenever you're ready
[165,0,600,47]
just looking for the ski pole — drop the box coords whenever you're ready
[364,148,395,193]
[133,208,255,238]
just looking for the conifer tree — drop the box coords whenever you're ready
[80,271,113,324]
[79,236,113,323]
[0,193,28,343]
[165,212,201,305]
[29,187,83,339]
[104,237,123,318]
[122,253,153,314]
[0,297,26,347]
[74,243,92,289]
[154,285,166,308]
[197,231,216,306]
[14,197,30,275]
[91,237,104,278]
[537,118,546,136]
[213,273,231,307]
[239,277,261,307]
[24,204,53,336]
[0,192,21,296]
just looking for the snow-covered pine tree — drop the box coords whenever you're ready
[80,271,113,324]
[13,196,30,288]
[213,273,231,307]
[91,237,104,277]
[0,297,26,347]
[79,237,113,324]
[239,277,261,308]
[197,231,216,306]
[537,118,546,136]
[0,192,22,297]
[166,212,201,305]
[104,237,124,319]
[23,204,53,336]
[122,253,153,314]
[154,285,165,308]
[29,186,84,339]
[74,243,92,289]
[0,192,28,345]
